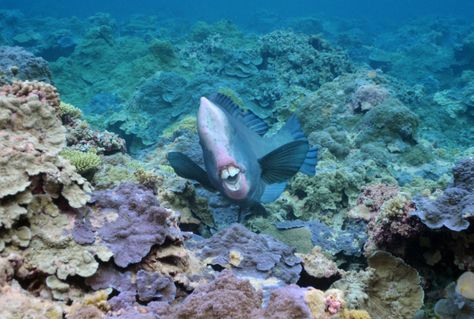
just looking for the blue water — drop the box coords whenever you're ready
[3,0,474,24]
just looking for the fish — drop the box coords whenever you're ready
[167,93,317,211]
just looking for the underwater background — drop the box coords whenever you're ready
[0,0,473,318]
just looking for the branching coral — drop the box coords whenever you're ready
[61,149,102,178]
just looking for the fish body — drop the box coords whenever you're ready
[168,93,317,207]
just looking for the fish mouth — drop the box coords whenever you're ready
[219,165,242,191]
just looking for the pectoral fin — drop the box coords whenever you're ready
[167,152,215,190]
[258,140,309,184]
[260,182,287,203]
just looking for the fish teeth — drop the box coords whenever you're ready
[221,169,230,179]
[220,166,240,180]
[228,166,240,177]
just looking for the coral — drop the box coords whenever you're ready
[191,223,302,286]
[86,263,176,311]
[411,158,474,231]
[296,246,341,279]
[265,285,345,319]
[275,220,367,256]
[0,92,91,227]
[61,149,102,178]
[364,192,423,256]
[74,182,184,267]
[342,309,371,319]
[0,46,52,84]
[0,80,60,110]
[164,270,262,319]
[332,251,423,319]
[435,281,474,319]
[65,116,126,155]
[259,30,352,91]
[349,83,389,113]
[22,195,111,280]
[59,101,83,123]
[149,39,176,65]
[0,281,64,319]
[355,97,419,146]
[457,271,474,300]
[348,183,399,221]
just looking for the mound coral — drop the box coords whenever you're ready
[0,80,60,110]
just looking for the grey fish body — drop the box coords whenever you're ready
[168,93,317,207]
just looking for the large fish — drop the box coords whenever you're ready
[167,93,317,210]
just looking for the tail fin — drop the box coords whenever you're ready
[279,115,317,176]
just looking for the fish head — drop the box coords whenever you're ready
[197,96,259,201]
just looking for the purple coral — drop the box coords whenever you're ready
[411,158,474,231]
[192,223,302,285]
[74,182,183,267]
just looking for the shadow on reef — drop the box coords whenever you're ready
[1,10,474,319]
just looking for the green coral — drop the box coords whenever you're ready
[149,39,176,65]
[58,102,82,120]
[61,149,102,179]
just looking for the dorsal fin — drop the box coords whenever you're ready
[208,93,269,136]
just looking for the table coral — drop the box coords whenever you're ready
[411,158,474,231]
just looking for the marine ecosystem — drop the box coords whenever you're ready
[0,0,474,318]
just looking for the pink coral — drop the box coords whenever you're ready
[325,292,343,314]
[350,83,389,113]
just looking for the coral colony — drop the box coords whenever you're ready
[1,7,474,319]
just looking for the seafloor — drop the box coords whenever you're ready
[0,9,473,319]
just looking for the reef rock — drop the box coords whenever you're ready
[0,46,52,84]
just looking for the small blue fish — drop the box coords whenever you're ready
[168,93,317,209]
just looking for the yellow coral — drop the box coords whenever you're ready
[343,309,372,319]
[59,102,82,119]
[161,115,196,138]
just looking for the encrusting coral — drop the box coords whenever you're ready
[332,251,423,319]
